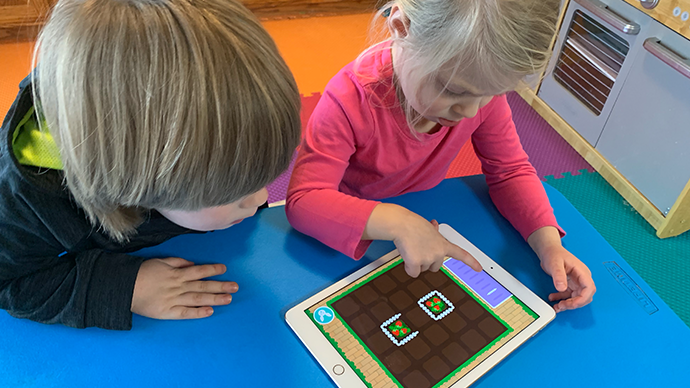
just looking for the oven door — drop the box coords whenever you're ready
[595,19,690,215]
[538,0,650,145]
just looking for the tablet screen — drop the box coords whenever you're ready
[305,256,539,388]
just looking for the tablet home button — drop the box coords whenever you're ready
[333,364,345,375]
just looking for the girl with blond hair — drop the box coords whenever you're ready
[287,0,595,313]
[0,0,301,329]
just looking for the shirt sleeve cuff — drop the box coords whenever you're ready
[344,200,381,259]
[521,222,566,242]
[353,240,374,260]
[84,252,145,330]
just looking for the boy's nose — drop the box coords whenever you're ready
[242,187,269,208]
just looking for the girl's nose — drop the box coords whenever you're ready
[453,99,481,119]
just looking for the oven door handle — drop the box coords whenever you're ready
[566,38,618,81]
[574,0,640,35]
[643,38,690,80]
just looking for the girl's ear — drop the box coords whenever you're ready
[386,5,410,39]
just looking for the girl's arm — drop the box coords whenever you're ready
[472,94,595,310]
[471,94,563,240]
[286,88,380,259]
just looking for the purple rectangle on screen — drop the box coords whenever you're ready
[443,258,512,308]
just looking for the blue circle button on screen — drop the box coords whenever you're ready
[314,306,335,325]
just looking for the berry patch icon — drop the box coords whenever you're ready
[418,290,454,320]
[381,313,419,346]
[388,319,412,339]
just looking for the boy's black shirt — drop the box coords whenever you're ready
[0,77,197,330]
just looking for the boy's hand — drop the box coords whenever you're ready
[528,226,596,312]
[131,257,238,320]
[364,204,482,278]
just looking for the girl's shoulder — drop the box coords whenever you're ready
[322,41,395,110]
[473,93,511,121]
[350,41,394,90]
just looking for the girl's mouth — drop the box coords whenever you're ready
[438,118,461,127]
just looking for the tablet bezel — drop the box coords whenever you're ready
[286,223,556,387]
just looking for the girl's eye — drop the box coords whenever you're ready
[437,80,464,97]
[443,88,465,97]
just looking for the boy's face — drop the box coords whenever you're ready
[156,188,269,231]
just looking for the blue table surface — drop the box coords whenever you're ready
[1,175,688,387]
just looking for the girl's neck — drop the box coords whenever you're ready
[413,116,441,134]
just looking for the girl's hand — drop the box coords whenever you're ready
[395,216,482,277]
[131,257,238,320]
[528,226,596,312]
[364,204,482,278]
[539,246,596,312]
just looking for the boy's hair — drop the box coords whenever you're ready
[33,0,301,241]
[371,0,559,123]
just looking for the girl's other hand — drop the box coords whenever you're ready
[131,257,238,320]
[539,247,596,312]
[528,226,596,312]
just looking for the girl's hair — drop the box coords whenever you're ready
[33,0,301,241]
[369,0,560,124]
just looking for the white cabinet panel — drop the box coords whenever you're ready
[596,22,690,214]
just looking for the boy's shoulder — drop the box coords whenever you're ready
[0,76,66,198]
[0,77,85,238]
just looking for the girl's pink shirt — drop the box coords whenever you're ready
[286,42,563,259]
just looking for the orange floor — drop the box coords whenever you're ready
[0,13,373,116]
[262,13,373,95]
[0,41,35,117]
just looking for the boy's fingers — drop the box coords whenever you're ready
[159,257,195,268]
[180,292,233,307]
[181,263,227,281]
[430,219,440,230]
[186,280,238,294]
[446,243,482,272]
[167,306,213,320]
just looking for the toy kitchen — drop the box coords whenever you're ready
[521,0,690,238]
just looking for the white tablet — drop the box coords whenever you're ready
[286,224,555,388]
